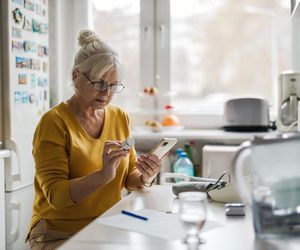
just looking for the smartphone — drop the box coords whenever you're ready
[150,138,178,160]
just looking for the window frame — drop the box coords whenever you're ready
[87,0,292,129]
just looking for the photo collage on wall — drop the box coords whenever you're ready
[11,0,49,114]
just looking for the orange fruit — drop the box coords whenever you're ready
[162,115,180,126]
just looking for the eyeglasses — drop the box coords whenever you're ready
[82,73,125,93]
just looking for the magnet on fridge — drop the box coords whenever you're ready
[43,62,48,73]
[12,26,22,38]
[39,89,43,101]
[24,40,37,52]
[32,19,39,32]
[31,74,36,88]
[38,77,47,87]
[18,74,27,85]
[29,93,35,103]
[23,40,31,52]
[24,0,35,11]
[38,45,44,57]
[39,23,48,34]
[23,16,32,31]
[30,59,41,70]
[16,56,31,68]
[44,46,48,56]
[12,41,23,53]
[21,91,29,104]
[14,91,22,104]
[12,8,23,24]
[12,0,24,6]
[35,3,43,16]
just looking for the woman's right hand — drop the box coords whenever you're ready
[101,141,129,182]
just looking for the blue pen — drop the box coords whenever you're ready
[121,210,148,221]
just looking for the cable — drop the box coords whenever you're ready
[285,121,298,133]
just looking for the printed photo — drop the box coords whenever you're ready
[30,59,41,70]
[24,41,37,53]
[12,41,23,53]
[18,74,27,85]
[14,91,22,104]
[12,27,22,38]
[12,0,24,6]
[16,56,31,68]
[24,0,35,12]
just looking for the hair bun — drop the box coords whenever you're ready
[78,29,100,47]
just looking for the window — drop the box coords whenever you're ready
[90,0,290,126]
[90,0,140,111]
[170,0,290,113]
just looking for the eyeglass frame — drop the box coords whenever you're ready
[82,72,125,93]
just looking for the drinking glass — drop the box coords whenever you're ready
[178,192,207,246]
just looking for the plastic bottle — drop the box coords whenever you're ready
[172,148,183,172]
[173,152,195,177]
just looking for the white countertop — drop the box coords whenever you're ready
[59,185,300,250]
[132,129,277,144]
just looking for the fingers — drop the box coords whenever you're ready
[136,160,153,177]
[104,141,122,154]
[108,148,128,161]
[140,154,160,170]
[136,154,161,178]
[103,141,129,164]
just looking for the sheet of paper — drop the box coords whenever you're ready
[96,209,223,241]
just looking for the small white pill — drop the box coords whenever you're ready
[121,137,135,150]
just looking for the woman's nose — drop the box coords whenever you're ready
[100,85,111,94]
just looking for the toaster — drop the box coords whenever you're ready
[223,97,270,131]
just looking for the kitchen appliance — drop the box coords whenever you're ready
[277,71,300,132]
[232,134,300,237]
[223,97,270,132]
[202,145,244,179]
[0,0,49,249]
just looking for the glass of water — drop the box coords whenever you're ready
[178,192,208,246]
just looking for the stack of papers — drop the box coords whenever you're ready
[96,209,223,240]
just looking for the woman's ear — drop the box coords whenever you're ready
[72,70,79,80]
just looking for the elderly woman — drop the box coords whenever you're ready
[26,29,161,249]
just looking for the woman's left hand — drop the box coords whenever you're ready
[136,154,161,183]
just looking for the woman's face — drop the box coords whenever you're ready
[74,69,118,110]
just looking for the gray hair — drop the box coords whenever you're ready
[72,29,124,81]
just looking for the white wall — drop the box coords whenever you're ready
[49,0,90,106]
[291,0,300,71]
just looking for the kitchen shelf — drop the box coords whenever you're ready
[127,108,181,115]
[132,129,278,144]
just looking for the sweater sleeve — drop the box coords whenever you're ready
[33,112,75,210]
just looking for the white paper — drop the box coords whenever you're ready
[96,209,223,240]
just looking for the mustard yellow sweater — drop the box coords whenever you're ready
[28,102,137,235]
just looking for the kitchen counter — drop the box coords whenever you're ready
[132,128,277,144]
[59,185,300,250]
